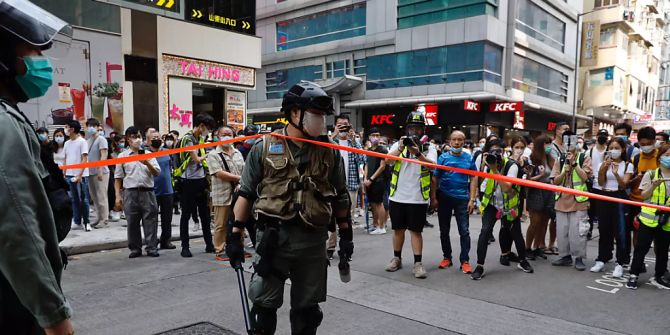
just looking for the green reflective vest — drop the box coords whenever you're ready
[389,147,430,200]
[638,169,670,232]
[174,132,208,178]
[554,152,588,202]
[479,158,520,220]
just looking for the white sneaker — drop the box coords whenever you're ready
[378,228,387,234]
[370,228,382,235]
[358,208,365,217]
[84,225,92,232]
[590,261,605,273]
[192,222,200,232]
[613,264,624,278]
[413,262,428,279]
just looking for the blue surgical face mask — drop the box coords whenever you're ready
[451,146,463,154]
[617,135,628,142]
[38,133,48,142]
[661,156,670,168]
[87,127,97,135]
[15,56,53,99]
[118,142,125,149]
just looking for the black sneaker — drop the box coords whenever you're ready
[574,257,586,271]
[147,250,160,257]
[424,222,434,228]
[518,260,534,273]
[508,252,520,263]
[525,249,536,261]
[551,256,572,266]
[533,248,547,260]
[128,250,142,258]
[205,246,215,253]
[651,276,670,290]
[499,254,510,266]
[471,265,484,280]
[488,236,496,244]
[626,275,638,290]
[181,248,193,258]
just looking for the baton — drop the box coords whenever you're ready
[234,266,254,334]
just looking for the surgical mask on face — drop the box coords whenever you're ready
[54,136,64,144]
[338,131,348,139]
[616,135,628,142]
[221,135,233,147]
[661,156,670,168]
[597,136,607,145]
[87,127,97,136]
[132,138,142,148]
[514,148,523,156]
[165,140,174,147]
[15,56,53,99]
[655,141,664,149]
[370,138,380,145]
[479,143,485,149]
[38,133,48,142]
[118,142,125,149]
[302,111,326,137]
[201,127,210,140]
[609,149,622,160]
[641,145,655,154]
[98,130,105,137]
[151,139,162,148]
[450,146,462,154]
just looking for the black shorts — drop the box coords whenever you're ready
[367,181,385,204]
[389,201,427,233]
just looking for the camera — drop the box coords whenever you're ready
[138,149,145,155]
[657,210,670,226]
[403,136,417,148]
[485,149,503,166]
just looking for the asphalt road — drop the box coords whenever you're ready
[61,214,669,335]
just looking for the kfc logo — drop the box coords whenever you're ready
[371,114,395,125]
[490,102,523,112]
[416,104,438,126]
[464,100,480,112]
[547,122,557,131]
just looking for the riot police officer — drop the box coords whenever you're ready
[227,81,353,335]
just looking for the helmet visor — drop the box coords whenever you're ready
[309,95,334,113]
[0,0,72,54]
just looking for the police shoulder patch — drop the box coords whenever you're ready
[268,142,285,155]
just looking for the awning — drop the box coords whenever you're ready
[247,106,281,115]
[317,75,364,94]
[344,92,510,109]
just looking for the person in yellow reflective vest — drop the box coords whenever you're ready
[384,111,437,279]
[550,130,592,271]
[626,143,670,290]
[471,139,533,280]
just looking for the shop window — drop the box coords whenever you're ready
[276,4,366,51]
[398,0,498,29]
[589,67,614,87]
[512,55,568,102]
[326,60,351,79]
[31,0,121,33]
[265,65,322,100]
[365,42,502,90]
[515,0,565,52]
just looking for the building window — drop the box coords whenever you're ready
[325,60,351,79]
[276,4,366,51]
[354,59,367,76]
[594,0,620,8]
[397,0,498,29]
[599,27,616,47]
[515,0,565,52]
[589,67,614,87]
[512,55,568,102]
[266,65,322,99]
[365,42,502,90]
[31,0,121,33]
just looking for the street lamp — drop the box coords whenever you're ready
[572,9,599,130]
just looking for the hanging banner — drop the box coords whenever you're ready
[581,20,601,67]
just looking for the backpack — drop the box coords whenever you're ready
[0,99,72,242]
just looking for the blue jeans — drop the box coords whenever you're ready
[437,191,470,262]
[66,176,90,226]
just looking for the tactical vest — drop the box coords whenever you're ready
[554,152,588,202]
[174,132,208,178]
[254,131,337,229]
[637,169,670,232]
[479,158,520,220]
[389,147,431,200]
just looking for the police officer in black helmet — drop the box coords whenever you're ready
[227,81,352,334]
[0,1,75,334]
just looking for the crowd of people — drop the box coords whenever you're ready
[41,112,670,291]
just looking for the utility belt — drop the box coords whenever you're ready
[256,214,299,231]
[125,187,154,192]
[254,214,288,281]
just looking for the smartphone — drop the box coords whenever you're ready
[138,149,145,155]
[339,125,351,132]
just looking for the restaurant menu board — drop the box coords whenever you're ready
[226,90,246,133]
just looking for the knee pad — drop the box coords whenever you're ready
[251,305,277,335]
[290,305,323,335]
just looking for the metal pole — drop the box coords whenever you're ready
[572,14,582,131]
[235,267,254,334]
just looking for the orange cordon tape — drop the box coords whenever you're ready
[61,132,670,213]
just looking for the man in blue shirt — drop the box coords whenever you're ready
[431,130,478,274]
[148,130,176,249]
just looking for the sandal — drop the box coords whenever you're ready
[544,247,558,255]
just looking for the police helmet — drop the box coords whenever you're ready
[406,110,426,127]
[281,81,334,115]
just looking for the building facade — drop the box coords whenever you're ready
[578,0,665,135]
[249,0,585,141]
[654,0,670,132]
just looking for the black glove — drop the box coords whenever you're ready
[338,227,354,260]
[226,232,244,269]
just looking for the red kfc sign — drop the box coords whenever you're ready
[415,104,438,126]
[547,122,557,131]
[464,100,480,112]
[490,101,523,113]
[370,114,395,125]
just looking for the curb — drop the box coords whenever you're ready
[63,234,204,255]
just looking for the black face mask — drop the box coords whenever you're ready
[597,136,607,145]
[151,139,162,148]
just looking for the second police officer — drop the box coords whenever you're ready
[226,81,353,335]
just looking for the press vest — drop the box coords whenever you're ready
[254,131,337,229]
[638,169,670,232]
[389,147,431,200]
[479,158,521,220]
[554,152,588,202]
[174,132,208,178]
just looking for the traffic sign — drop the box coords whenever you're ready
[186,0,256,35]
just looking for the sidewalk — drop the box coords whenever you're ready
[60,212,204,255]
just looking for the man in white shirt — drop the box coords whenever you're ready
[85,118,109,228]
[383,111,437,279]
[63,120,91,231]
